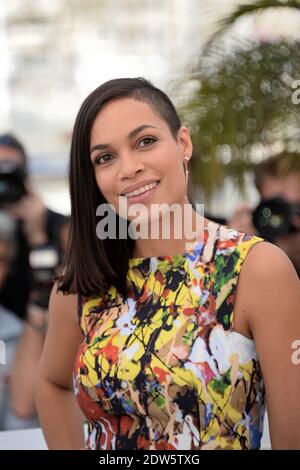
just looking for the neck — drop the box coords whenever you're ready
[131,203,208,259]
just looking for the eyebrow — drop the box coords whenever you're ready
[90,124,158,154]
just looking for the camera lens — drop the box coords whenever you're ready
[252,197,293,240]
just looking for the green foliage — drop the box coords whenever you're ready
[172,2,300,200]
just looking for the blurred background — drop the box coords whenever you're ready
[0,0,300,443]
[0,0,218,214]
[0,0,298,216]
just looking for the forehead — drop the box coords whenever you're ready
[90,97,168,141]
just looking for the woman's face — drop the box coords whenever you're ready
[90,97,193,221]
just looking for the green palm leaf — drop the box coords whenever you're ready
[170,2,300,201]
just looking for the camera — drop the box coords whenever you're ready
[0,160,27,204]
[29,245,60,309]
[252,196,300,241]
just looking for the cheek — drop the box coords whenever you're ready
[154,153,182,188]
[95,171,111,197]
[163,156,185,184]
[94,170,120,209]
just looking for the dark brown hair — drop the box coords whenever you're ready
[57,77,182,298]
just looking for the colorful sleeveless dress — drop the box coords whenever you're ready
[73,222,265,450]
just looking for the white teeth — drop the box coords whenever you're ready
[124,181,158,198]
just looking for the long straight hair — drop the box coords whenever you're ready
[57,77,182,299]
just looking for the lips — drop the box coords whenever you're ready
[119,181,160,204]
[120,180,160,197]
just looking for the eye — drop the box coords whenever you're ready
[93,136,157,165]
[137,136,157,147]
[94,153,114,165]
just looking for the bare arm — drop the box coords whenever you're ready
[234,242,300,449]
[35,285,86,449]
[10,306,46,419]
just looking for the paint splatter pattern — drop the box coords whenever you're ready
[74,222,265,450]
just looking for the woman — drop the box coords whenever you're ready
[35,77,300,450]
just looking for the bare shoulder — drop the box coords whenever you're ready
[242,241,298,284]
[233,241,300,338]
[49,283,79,326]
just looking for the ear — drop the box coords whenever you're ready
[177,125,193,162]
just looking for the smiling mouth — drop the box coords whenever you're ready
[121,180,160,198]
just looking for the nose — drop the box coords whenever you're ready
[118,152,145,180]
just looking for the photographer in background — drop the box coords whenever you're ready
[9,216,70,422]
[228,152,300,276]
[0,133,68,425]
[0,211,27,430]
[0,133,67,319]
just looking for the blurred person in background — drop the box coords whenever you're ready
[0,133,69,428]
[8,215,71,422]
[0,211,30,430]
[0,133,67,320]
[228,152,300,276]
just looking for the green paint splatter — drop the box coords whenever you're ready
[210,369,231,395]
